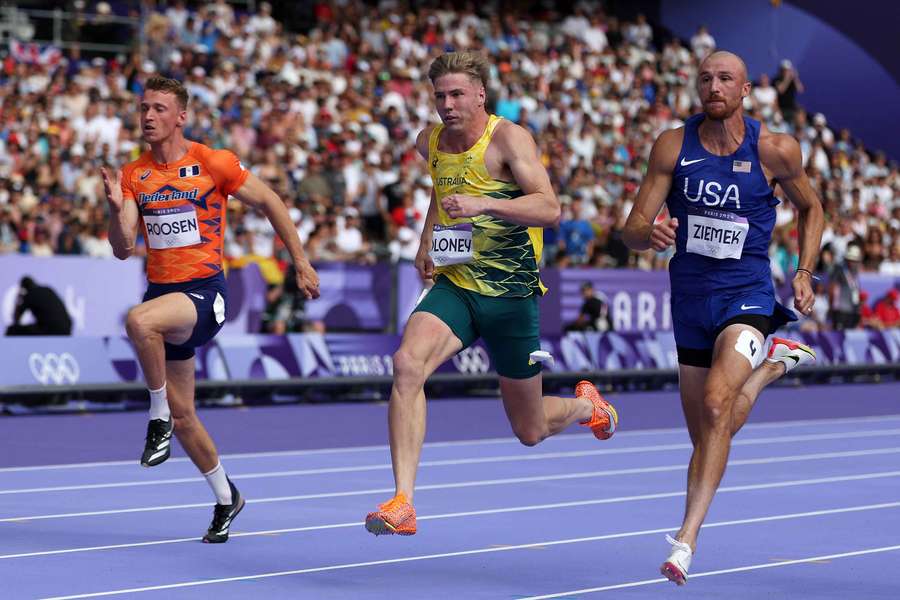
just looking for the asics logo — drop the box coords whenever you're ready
[452,346,490,374]
[740,304,763,310]
[29,352,80,385]
[680,157,707,166]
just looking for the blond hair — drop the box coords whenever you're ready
[144,76,189,110]
[428,52,490,87]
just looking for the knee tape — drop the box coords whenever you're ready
[734,329,764,369]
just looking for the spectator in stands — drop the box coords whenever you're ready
[559,195,595,266]
[873,288,900,328]
[0,207,19,253]
[5,276,72,336]
[0,0,894,339]
[829,244,864,330]
[880,240,900,275]
[858,290,879,328]
[775,59,804,121]
[690,25,715,59]
[752,73,778,120]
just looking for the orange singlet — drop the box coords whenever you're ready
[121,141,249,284]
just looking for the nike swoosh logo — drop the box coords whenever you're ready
[680,157,707,166]
[740,304,763,310]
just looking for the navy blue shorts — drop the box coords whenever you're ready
[671,287,796,367]
[142,272,227,361]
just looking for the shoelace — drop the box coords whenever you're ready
[146,420,170,444]
[209,503,232,531]
[379,495,409,514]
[665,534,692,555]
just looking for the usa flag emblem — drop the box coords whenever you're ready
[732,160,751,173]
[179,164,200,178]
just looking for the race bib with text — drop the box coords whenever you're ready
[143,205,201,250]
[686,208,748,260]
[430,223,473,266]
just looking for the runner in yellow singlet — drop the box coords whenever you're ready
[364,52,619,536]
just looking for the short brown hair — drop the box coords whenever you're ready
[144,76,189,110]
[428,52,490,87]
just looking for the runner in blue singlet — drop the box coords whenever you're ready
[623,51,825,585]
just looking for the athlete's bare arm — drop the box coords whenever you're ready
[623,128,682,251]
[440,122,560,227]
[232,174,320,299]
[415,126,440,280]
[101,167,140,260]
[758,131,824,314]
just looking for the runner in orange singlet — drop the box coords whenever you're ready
[101,76,319,543]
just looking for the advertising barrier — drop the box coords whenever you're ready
[3,329,899,387]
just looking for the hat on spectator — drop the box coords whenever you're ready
[142,60,157,73]
[813,113,827,126]
[845,245,863,262]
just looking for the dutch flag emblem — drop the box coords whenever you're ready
[179,165,201,178]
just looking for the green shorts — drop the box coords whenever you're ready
[413,275,541,379]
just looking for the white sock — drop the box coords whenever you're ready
[148,383,170,421]
[203,462,233,505]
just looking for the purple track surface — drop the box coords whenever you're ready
[1,383,899,599]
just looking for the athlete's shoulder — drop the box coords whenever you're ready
[191,142,243,173]
[189,140,232,161]
[649,127,684,173]
[491,118,537,153]
[120,152,153,193]
[416,124,440,160]
[757,128,802,175]
[122,152,152,176]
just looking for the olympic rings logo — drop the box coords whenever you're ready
[28,352,81,385]
[452,346,490,374]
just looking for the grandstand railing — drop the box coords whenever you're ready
[1,6,140,53]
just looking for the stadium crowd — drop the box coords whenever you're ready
[0,1,897,329]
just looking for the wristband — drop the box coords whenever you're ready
[795,268,820,282]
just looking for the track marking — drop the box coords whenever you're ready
[36,504,900,599]
[3,471,900,558]
[4,413,900,474]
[519,545,900,599]
[5,428,900,495]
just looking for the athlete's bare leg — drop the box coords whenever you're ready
[166,357,218,473]
[674,324,762,551]
[499,375,593,446]
[389,312,463,501]
[126,293,196,389]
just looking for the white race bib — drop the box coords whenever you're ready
[686,208,748,260]
[143,205,201,250]
[430,223,473,266]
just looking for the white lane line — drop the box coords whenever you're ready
[520,544,900,598]
[5,427,900,496]
[4,447,900,523]
[4,467,900,558]
[4,412,900,474]
[36,503,900,599]
[6,486,900,561]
